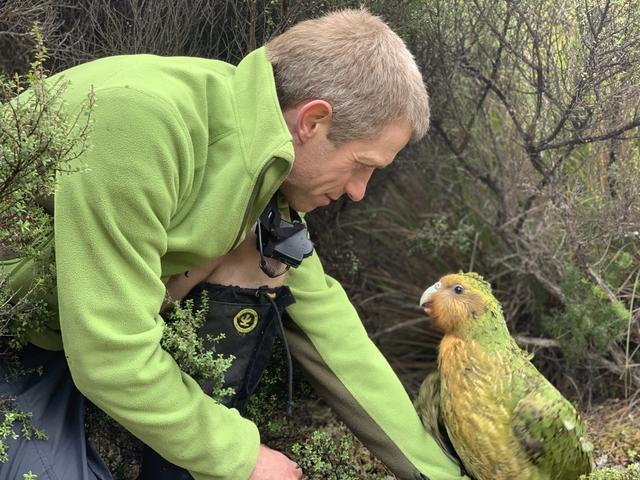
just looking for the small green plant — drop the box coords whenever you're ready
[22,471,38,480]
[160,292,234,400]
[0,397,46,463]
[580,463,640,480]
[291,430,358,480]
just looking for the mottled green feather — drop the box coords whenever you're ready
[511,374,593,479]
[417,272,593,480]
[458,272,493,298]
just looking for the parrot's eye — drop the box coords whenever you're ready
[453,285,464,294]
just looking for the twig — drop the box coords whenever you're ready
[370,317,430,339]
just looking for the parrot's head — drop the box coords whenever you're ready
[419,272,497,336]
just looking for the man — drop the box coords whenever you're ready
[0,8,467,480]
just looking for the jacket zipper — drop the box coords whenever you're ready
[230,157,279,250]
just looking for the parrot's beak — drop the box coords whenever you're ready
[419,281,441,315]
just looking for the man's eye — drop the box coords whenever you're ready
[454,285,464,294]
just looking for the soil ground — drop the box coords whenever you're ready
[583,399,640,469]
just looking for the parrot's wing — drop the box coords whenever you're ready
[415,371,462,467]
[512,385,593,479]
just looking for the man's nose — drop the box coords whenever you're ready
[345,171,373,202]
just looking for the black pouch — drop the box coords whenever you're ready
[138,282,295,480]
[192,282,295,410]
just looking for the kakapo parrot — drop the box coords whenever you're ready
[415,272,593,480]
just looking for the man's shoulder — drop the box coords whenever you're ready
[59,54,232,97]
[49,55,232,118]
[60,53,233,79]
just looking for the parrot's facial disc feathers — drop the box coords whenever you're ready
[419,273,494,334]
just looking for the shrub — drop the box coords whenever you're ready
[0,24,93,351]
[540,266,630,364]
[0,24,92,470]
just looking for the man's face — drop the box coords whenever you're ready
[280,113,412,213]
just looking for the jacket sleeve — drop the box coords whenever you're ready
[284,251,469,480]
[55,88,259,480]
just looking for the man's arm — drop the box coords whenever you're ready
[55,88,260,480]
[285,251,469,480]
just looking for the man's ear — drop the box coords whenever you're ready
[291,100,332,143]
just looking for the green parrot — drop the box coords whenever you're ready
[415,272,593,480]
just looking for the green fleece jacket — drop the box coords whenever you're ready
[2,48,466,480]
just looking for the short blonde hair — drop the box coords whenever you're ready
[266,8,430,144]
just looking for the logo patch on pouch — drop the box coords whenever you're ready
[233,308,259,334]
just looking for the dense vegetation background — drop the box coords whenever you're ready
[1,0,639,478]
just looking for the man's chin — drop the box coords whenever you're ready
[295,204,316,213]
[285,198,321,213]
[282,200,309,213]
[301,199,332,213]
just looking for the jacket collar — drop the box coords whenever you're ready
[228,47,296,246]
[231,46,294,178]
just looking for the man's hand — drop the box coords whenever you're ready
[249,444,302,480]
